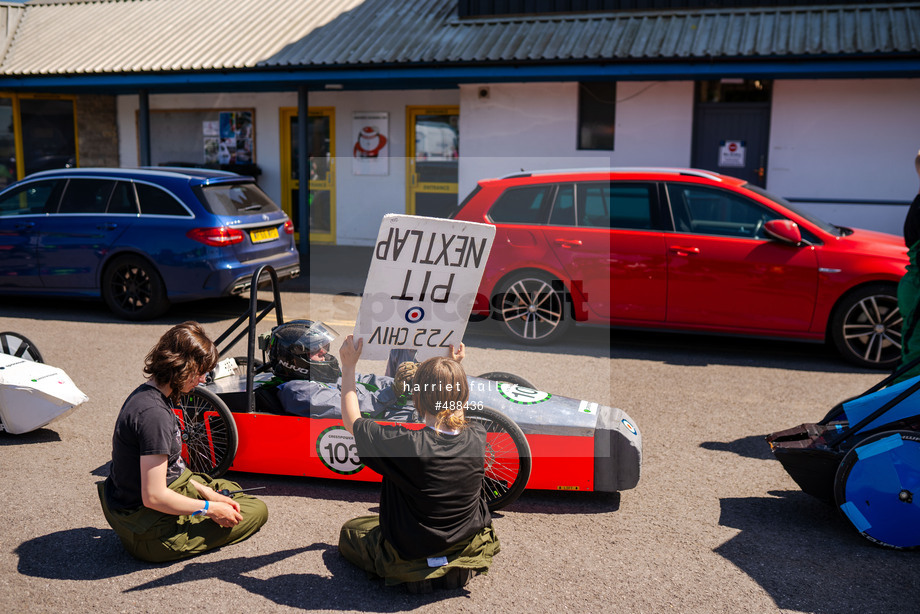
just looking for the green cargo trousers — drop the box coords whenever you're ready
[97,469,268,563]
[338,514,500,586]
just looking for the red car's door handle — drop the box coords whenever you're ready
[553,239,583,248]
[669,245,700,256]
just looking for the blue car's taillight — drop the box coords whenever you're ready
[187,227,245,246]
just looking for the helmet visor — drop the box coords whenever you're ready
[304,321,339,354]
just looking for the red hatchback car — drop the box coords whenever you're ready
[451,167,908,369]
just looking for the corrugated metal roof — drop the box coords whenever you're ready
[1,0,918,76]
[0,2,25,66]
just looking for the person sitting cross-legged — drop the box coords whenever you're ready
[336,335,500,592]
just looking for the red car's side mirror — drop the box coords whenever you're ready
[764,219,803,245]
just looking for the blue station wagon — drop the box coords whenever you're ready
[0,167,300,319]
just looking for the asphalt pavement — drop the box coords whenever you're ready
[0,260,916,614]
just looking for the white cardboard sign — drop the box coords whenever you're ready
[353,214,495,360]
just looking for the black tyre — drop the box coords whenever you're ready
[476,371,536,389]
[0,331,43,362]
[834,430,920,549]
[102,254,170,320]
[494,272,572,344]
[173,387,238,477]
[830,283,901,369]
[466,406,532,511]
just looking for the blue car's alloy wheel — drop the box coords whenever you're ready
[834,430,920,549]
[102,254,169,320]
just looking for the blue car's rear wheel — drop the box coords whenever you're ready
[466,406,532,511]
[834,430,920,549]
[102,254,170,321]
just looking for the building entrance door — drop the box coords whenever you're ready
[691,80,772,188]
[280,107,335,243]
[407,106,459,217]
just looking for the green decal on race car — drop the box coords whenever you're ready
[316,426,364,475]
[498,382,551,405]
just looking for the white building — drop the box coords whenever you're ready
[1,0,918,248]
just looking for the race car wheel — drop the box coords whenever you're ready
[494,272,572,345]
[834,430,920,549]
[830,283,901,370]
[476,372,536,390]
[466,406,532,511]
[102,254,170,321]
[173,387,239,478]
[0,331,43,362]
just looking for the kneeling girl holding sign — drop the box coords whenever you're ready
[337,335,500,592]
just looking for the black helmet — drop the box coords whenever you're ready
[268,320,341,382]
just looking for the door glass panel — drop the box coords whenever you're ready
[667,184,779,238]
[107,182,139,215]
[549,184,575,226]
[0,98,15,188]
[288,113,332,235]
[21,99,76,176]
[410,109,459,218]
[488,186,554,224]
[0,180,64,216]
[58,179,116,214]
[582,182,653,230]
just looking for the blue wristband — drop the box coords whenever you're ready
[191,500,209,517]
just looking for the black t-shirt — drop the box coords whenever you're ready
[352,418,491,560]
[904,193,920,250]
[105,383,187,511]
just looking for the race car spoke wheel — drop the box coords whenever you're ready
[831,284,901,369]
[496,273,571,345]
[834,430,920,549]
[173,387,238,478]
[466,406,532,511]
[0,331,43,362]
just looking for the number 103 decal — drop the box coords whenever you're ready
[317,426,364,475]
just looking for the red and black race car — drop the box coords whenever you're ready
[173,267,642,510]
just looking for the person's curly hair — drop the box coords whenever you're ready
[144,321,218,400]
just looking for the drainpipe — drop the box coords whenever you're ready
[297,84,310,287]
[138,89,150,167]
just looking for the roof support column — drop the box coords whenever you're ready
[138,89,151,166]
[297,84,310,285]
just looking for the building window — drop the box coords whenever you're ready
[578,82,616,151]
[697,79,772,103]
[0,94,78,189]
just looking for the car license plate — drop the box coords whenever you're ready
[250,227,279,243]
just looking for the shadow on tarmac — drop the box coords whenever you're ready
[15,533,475,609]
[0,428,61,446]
[699,434,775,461]
[715,490,915,613]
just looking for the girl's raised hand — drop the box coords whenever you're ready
[339,335,364,370]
